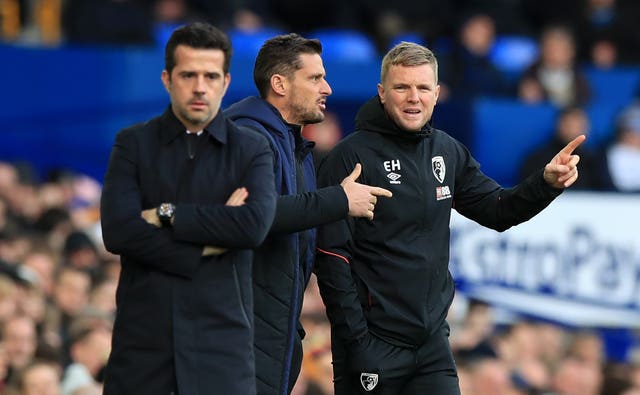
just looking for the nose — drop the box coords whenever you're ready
[194,75,206,94]
[322,79,332,96]
[407,87,419,103]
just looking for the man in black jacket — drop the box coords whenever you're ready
[100,23,276,395]
[315,41,585,395]
[225,33,392,395]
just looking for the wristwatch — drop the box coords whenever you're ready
[157,203,176,227]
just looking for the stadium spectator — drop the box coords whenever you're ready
[550,356,603,395]
[22,249,58,297]
[60,318,111,395]
[62,0,154,45]
[12,359,62,395]
[575,0,640,65]
[605,101,640,192]
[518,25,591,108]
[1,315,38,383]
[439,12,512,101]
[519,106,614,190]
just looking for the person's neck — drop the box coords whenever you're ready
[266,97,300,127]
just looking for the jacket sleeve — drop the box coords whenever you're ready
[314,148,369,343]
[271,185,348,233]
[233,117,349,234]
[171,133,277,248]
[100,129,202,278]
[453,142,562,232]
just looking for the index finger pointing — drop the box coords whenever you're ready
[561,134,586,155]
[370,187,393,198]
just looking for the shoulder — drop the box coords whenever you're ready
[114,115,160,143]
[226,118,272,152]
[330,131,367,155]
[430,127,468,152]
[322,131,379,171]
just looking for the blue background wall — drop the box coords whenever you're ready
[2,44,638,185]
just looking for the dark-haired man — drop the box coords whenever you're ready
[101,23,276,395]
[225,33,392,395]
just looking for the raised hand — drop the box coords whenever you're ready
[341,163,393,220]
[543,134,586,188]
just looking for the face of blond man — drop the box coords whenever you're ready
[377,63,439,132]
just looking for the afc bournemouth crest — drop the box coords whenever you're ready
[432,156,445,183]
[360,372,379,391]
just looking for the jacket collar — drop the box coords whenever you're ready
[356,96,433,141]
[159,105,228,145]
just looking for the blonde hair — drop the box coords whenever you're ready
[380,41,438,84]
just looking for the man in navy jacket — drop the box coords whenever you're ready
[225,33,392,395]
[100,23,276,395]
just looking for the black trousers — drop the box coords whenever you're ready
[331,323,460,395]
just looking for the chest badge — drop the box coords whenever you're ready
[432,156,445,183]
[360,372,379,391]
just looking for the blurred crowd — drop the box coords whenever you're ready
[0,162,117,394]
[1,0,640,394]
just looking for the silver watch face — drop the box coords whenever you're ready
[159,203,175,218]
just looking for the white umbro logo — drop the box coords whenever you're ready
[387,172,401,184]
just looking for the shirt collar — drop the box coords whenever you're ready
[159,105,228,145]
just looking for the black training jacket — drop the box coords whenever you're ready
[315,96,562,348]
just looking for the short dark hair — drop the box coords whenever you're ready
[253,33,322,98]
[164,23,232,74]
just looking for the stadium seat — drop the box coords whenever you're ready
[228,28,285,60]
[489,35,539,80]
[583,66,640,146]
[472,98,557,186]
[308,28,378,63]
[153,22,183,48]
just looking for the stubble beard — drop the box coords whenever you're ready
[180,107,214,129]
[291,102,324,126]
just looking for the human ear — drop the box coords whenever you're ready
[271,74,286,96]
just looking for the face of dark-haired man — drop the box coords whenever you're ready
[161,45,230,131]
[279,53,332,126]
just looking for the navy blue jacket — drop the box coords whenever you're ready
[100,107,276,395]
[225,97,348,395]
